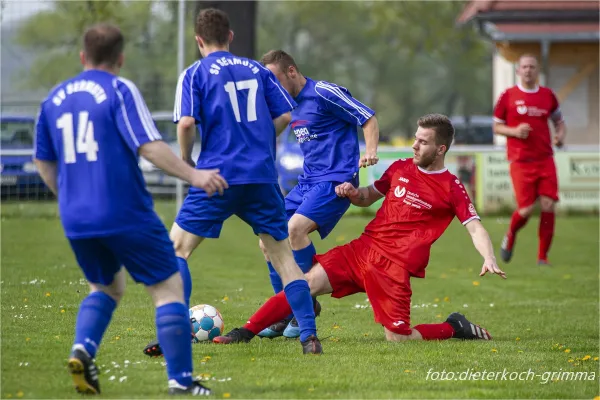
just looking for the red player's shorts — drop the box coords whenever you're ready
[315,236,413,335]
[509,156,559,209]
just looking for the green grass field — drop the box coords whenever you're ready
[1,202,599,399]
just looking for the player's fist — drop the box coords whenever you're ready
[359,150,379,168]
[553,132,565,148]
[335,182,359,198]
[513,123,531,139]
[479,259,506,279]
[191,169,228,196]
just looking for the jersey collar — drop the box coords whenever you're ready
[417,166,448,174]
[517,83,539,93]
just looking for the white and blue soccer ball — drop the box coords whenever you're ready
[189,304,224,342]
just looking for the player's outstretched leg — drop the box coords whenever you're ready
[500,210,530,262]
[445,312,492,340]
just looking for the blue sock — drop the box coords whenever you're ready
[156,302,193,387]
[292,242,316,274]
[267,261,283,294]
[284,280,316,342]
[177,257,192,308]
[73,291,117,358]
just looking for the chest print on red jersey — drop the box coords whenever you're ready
[393,176,432,210]
[515,100,548,117]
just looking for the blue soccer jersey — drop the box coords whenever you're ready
[35,69,163,238]
[173,51,296,185]
[291,78,375,184]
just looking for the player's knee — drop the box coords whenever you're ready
[288,224,309,248]
[518,205,535,218]
[146,273,185,308]
[89,284,125,303]
[171,234,193,259]
[540,197,555,212]
[258,239,270,261]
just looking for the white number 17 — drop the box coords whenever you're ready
[224,79,258,123]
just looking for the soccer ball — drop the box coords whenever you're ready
[189,304,224,342]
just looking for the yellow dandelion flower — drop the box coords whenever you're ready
[55,335,60,340]
[115,336,120,340]
[251,357,255,362]
[25,338,30,342]
[16,391,23,398]
[434,298,440,303]
[517,350,523,354]
[472,281,480,286]
[594,357,599,361]
[564,349,571,353]
[61,309,65,313]
[515,337,520,341]
[436,314,442,319]
[440,274,448,279]
[45,292,51,297]
[23,298,27,302]
[333,324,340,329]
[443,296,450,302]
[223,393,231,398]
[491,349,497,353]
[582,355,591,361]
[222,296,229,301]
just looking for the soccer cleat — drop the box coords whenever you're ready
[168,379,211,396]
[213,327,255,344]
[283,317,300,338]
[257,316,292,339]
[537,259,551,266]
[67,348,101,395]
[446,312,492,340]
[144,333,196,358]
[500,234,514,263]
[300,335,323,354]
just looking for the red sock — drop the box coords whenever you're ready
[413,322,455,340]
[538,211,555,261]
[507,211,529,249]
[243,291,292,335]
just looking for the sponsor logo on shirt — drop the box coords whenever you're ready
[515,100,548,117]
[394,186,406,198]
[395,185,432,209]
[392,320,406,327]
[291,119,317,144]
[468,203,477,216]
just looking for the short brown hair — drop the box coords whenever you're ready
[195,8,230,46]
[260,50,300,74]
[417,114,454,153]
[518,53,538,65]
[83,23,124,67]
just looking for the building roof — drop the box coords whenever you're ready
[457,1,599,42]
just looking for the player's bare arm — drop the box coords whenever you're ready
[359,116,380,168]
[493,121,531,139]
[464,219,506,279]
[33,159,58,196]
[553,119,566,148]
[273,112,292,136]
[335,183,383,207]
[139,140,228,196]
[177,116,196,167]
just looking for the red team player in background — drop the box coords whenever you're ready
[493,54,567,266]
[214,114,506,345]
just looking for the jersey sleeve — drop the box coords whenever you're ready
[113,78,162,153]
[34,102,57,161]
[314,81,375,126]
[450,179,480,225]
[493,89,508,124]
[549,90,564,123]
[258,63,297,119]
[372,159,405,195]
[173,62,202,123]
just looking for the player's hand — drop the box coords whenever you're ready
[191,169,228,196]
[359,150,379,168]
[513,123,531,139]
[553,132,565,148]
[335,182,359,199]
[479,259,506,279]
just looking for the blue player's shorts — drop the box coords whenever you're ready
[68,220,178,287]
[285,176,358,239]
[175,184,288,241]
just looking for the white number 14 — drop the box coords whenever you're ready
[56,112,99,164]
[224,79,258,123]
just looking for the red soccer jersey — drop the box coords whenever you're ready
[493,85,563,162]
[361,158,480,278]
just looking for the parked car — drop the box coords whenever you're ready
[140,111,201,195]
[0,114,50,198]
[451,115,494,145]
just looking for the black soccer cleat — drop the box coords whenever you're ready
[67,348,101,395]
[500,234,514,263]
[168,379,211,396]
[301,335,323,354]
[446,312,492,340]
[213,327,255,344]
[144,332,196,358]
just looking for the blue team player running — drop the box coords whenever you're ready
[256,50,380,338]
[33,23,226,396]
[142,9,321,356]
